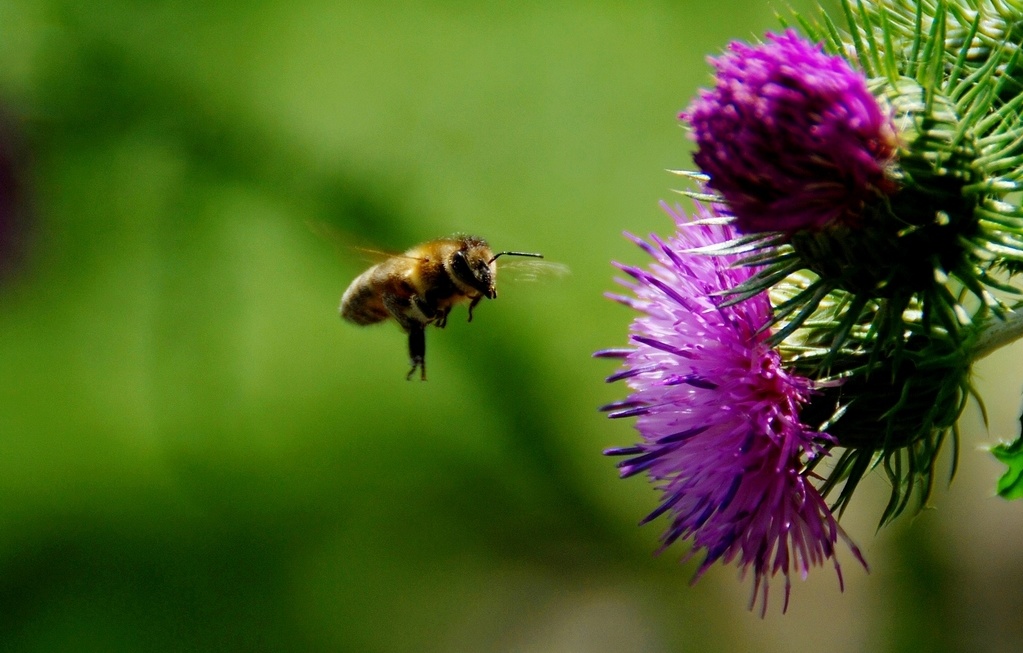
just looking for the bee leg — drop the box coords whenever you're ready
[467,295,483,322]
[411,295,445,327]
[406,325,427,381]
[381,293,428,381]
[434,307,450,328]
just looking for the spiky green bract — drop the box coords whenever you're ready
[862,0,1023,105]
[769,74,983,349]
[880,0,1023,275]
[766,273,973,524]
[712,0,1023,358]
[772,276,971,525]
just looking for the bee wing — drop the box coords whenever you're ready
[306,221,422,265]
[353,245,423,264]
[497,259,571,283]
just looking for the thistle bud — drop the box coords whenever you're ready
[790,77,981,298]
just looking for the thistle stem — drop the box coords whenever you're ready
[971,310,1023,360]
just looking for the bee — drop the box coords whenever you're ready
[340,235,544,380]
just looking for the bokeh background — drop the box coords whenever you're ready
[0,0,1021,651]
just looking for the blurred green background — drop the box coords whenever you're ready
[0,0,1021,651]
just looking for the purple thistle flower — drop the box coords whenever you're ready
[681,30,897,234]
[598,201,865,615]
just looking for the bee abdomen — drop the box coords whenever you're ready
[340,272,390,325]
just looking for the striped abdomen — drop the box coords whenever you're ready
[340,264,394,325]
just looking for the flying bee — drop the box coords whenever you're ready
[340,234,544,380]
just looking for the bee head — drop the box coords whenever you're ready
[450,239,498,298]
[449,236,545,300]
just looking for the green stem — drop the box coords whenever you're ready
[972,309,1023,360]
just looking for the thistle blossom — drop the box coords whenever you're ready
[597,202,864,614]
[682,30,897,234]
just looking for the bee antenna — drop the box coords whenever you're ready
[489,251,544,264]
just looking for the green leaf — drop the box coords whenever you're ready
[991,436,1023,500]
